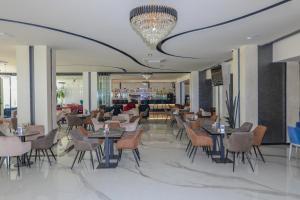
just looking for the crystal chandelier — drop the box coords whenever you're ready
[130,5,177,48]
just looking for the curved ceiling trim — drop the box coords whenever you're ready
[57,64,127,72]
[157,0,291,59]
[0,18,160,70]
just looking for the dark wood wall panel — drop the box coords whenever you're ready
[258,44,286,144]
[199,71,212,111]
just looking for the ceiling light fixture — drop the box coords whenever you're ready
[130,5,178,48]
[142,73,152,80]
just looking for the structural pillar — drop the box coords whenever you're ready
[83,72,98,112]
[16,45,56,133]
[232,45,258,128]
[190,71,199,113]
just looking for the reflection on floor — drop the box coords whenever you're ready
[1,120,300,200]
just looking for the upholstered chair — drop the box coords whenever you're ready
[25,125,45,141]
[252,125,267,162]
[0,136,31,176]
[224,132,254,172]
[185,124,213,163]
[91,118,104,132]
[116,129,143,167]
[175,115,185,140]
[10,117,17,132]
[66,115,83,133]
[106,121,121,129]
[233,122,253,132]
[288,126,300,160]
[30,129,58,165]
[78,126,104,156]
[121,118,140,132]
[70,129,101,170]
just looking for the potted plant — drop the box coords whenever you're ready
[225,89,239,129]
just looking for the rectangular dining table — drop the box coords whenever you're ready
[202,124,234,163]
[88,128,125,169]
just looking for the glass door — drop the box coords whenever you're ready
[0,75,17,118]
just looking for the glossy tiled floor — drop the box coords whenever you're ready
[1,121,300,200]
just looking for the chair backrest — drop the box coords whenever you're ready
[11,117,17,130]
[70,129,84,141]
[252,125,267,146]
[210,114,218,122]
[0,136,31,156]
[288,126,300,145]
[235,122,253,132]
[107,121,121,129]
[227,132,253,153]
[66,115,82,126]
[39,129,58,149]
[175,115,184,128]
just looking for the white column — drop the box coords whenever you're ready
[175,82,180,104]
[91,72,98,110]
[16,46,31,125]
[34,46,57,133]
[83,72,90,111]
[286,62,300,142]
[181,82,185,104]
[190,71,199,113]
[83,72,98,111]
[239,45,258,128]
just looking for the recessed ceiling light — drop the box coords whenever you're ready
[246,36,252,40]
[0,32,14,38]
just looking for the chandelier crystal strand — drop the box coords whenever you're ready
[130,5,177,48]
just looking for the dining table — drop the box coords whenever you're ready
[202,124,234,163]
[88,128,125,169]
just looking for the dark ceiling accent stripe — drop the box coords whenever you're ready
[56,73,83,76]
[57,64,127,72]
[156,0,291,59]
[0,18,160,70]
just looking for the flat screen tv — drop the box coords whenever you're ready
[211,65,223,86]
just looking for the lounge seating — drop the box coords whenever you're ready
[0,136,31,176]
[224,132,254,172]
[252,125,267,163]
[30,129,58,165]
[116,129,143,167]
[288,126,300,160]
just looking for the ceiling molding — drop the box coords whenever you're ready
[156,0,291,59]
[0,17,163,70]
[57,64,127,72]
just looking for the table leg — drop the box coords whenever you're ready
[212,135,233,163]
[97,137,118,169]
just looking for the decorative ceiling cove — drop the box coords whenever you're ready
[0,0,299,73]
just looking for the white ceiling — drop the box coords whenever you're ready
[0,0,299,73]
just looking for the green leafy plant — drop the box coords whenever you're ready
[56,89,65,105]
[225,89,239,129]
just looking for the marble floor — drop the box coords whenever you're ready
[1,121,300,200]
